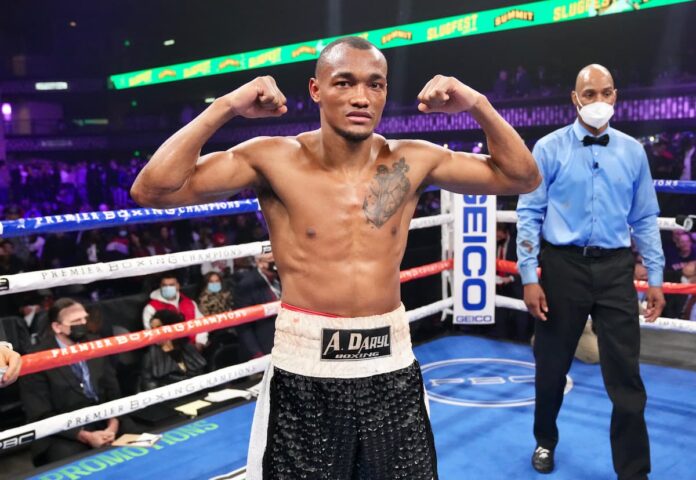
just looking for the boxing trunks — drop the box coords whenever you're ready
[246,303,438,480]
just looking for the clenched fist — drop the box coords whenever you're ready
[417,75,482,114]
[220,76,288,119]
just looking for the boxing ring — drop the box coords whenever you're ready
[1,180,695,479]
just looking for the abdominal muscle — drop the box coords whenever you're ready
[279,257,403,318]
[267,219,408,318]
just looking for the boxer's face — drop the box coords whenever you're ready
[310,44,388,142]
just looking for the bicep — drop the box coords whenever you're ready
[174,149,260,206]
[427,150,509,194]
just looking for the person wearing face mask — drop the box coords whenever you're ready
[198,271,237,364]
[517,64,665,478]
[139,310,207,391]
[142,273,208,349]
[19,298,134,466]
[198,271,234,317]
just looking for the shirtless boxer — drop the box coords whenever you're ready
[131,36,540,480]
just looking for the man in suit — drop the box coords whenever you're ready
[234,252,280,359]
[20,298,134,466]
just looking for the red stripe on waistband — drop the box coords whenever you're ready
[280,302,343,318]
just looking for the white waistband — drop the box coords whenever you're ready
[271,304,415,379]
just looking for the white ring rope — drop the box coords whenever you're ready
[0,241,270,296]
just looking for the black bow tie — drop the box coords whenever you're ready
[582,134,610,147]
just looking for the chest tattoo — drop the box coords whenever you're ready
[362,158,411,228]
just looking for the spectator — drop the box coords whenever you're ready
[19,298,136,466]
[142,273,208,348]
[14,292,50,354]
[494,224,532,342]
[198,271,239,368]
[681,262,696,320]
[139,310,206,391]
[492,69,511,98]
[665,230,696,274]
[198,271,234,317]
[515,65,532,97]
[234,253,279,359]
[0,239,25,275]
[0,160,10,205]
[201,232,235,278]
[679,133,695,180]
[663,230,696,318]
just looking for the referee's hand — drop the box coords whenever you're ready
[523,283,548,321]
[643,287,665,323]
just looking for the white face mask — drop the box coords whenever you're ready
[575,93,614,129]
[161,285,177,300]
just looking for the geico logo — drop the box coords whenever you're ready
[429,375,535,387]
[456,315,493,323]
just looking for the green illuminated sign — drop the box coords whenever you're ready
[109,0,693,89]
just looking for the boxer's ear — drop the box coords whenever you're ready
[309,78,320,104]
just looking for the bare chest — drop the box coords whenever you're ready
[260,157,419,233]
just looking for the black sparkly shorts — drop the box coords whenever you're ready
[260,361,437,480]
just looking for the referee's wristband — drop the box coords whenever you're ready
[0,341,13,351]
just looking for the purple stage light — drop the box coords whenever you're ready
[1,102,11,121]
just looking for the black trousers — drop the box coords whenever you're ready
[534,245,650,480]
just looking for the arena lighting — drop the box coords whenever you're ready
[204,97,216,103]
[1,103,11,122]
[35,82,69,91]
[164,39,176,46]
[109,0,694,90]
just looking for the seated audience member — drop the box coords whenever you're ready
[681,261,696,320]
[200,233,235,279]
[198,271,239,367]
[142,273,208,348]
[139,310,207,391]
[19,298,135,466]
[494,224,532,342]
[198,271,234,316]
[234,253,280,359]
[663,230,696,317]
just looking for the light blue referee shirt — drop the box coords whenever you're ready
[516,119,665,286]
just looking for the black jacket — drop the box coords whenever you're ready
[234,269,279,308]
[139,343,206,391]
[19,334,122,457]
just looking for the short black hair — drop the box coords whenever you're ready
[151,309,184,326]
[49,297,79,324]
[159,272,179,284]
[315,36,380,76]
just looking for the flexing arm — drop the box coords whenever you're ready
[418,75,540,194]
[130,76,287,207]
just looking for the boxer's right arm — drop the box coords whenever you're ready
[131,76,287,208]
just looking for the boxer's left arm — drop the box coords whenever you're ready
[417,75,540,195]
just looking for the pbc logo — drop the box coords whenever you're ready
[0,431,35,451]
[321,327,391,360]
